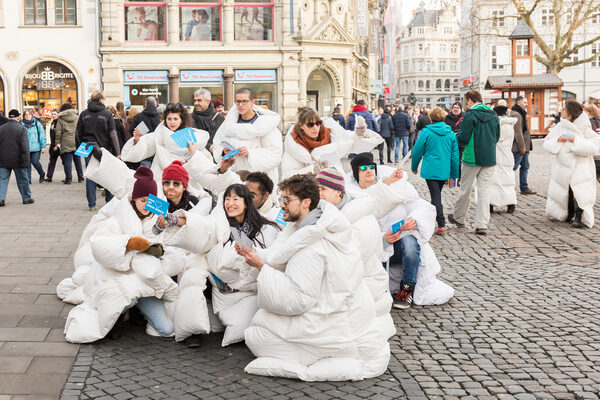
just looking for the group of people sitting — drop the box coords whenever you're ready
[57,88,454,382]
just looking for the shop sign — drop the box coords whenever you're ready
[24,67,74,81]
[41,108,53,117]
[180,70,223,83]
[234,70,277,82]
[355,0,368,37]
[370,80,383,94]
[124,71,168,83]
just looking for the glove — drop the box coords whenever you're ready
[313,160,330,174]
[144,243,164,259]
[86,142,102,161]
[355,115,367,137]
[152,213,179,235]
[126,236,151,252]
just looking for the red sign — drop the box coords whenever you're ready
[383,86,390,94]
[463,79,472,86]
[41,107,53,117]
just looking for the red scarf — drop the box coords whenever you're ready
[292,126,331,153]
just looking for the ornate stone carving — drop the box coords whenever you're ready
[316,24,343,41]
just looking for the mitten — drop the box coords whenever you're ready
[152,213,179,235]
[144,243,164,259]
[126,236,151,252]
[313,160,330,174]
[86,142,102,161]
[355,115,367,137]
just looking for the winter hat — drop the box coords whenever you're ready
[350,152,377,182]
[315,167,345,193]
[213,99,224,108]
[8,109,20,118]
[132,166,157,199]
[162,160,189,189]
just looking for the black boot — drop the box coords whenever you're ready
[39,173,45,184]
[489,205,494,214]
[107,314,126,340]
[572,209,584,228]
[507,205,515,214]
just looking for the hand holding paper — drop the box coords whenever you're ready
[74,142,94,157]
[144,194,169,217]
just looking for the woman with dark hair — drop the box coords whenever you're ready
[206,183,279,347]
[281,107,381,178]
[21,109,46,183]
[106,105,128,151]
[544,100,600,228]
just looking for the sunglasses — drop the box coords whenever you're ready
[162,180,183,188]
[359,164,376,171]
[278,196,300,206]
[305,120,323,128]
[165,103,184,112]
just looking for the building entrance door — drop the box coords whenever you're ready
[307,91,318,111]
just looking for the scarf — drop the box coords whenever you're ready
[292,126,331,153]
[512,104,528,133]
[23,118,35,127]
[167,191,198,213]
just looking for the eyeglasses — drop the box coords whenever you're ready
[305,120,323,128]
[162,180,183,188]
[278,196,300,206]
[235,99,251,105]
[358,164,376,171]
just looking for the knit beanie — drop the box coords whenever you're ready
[132,166,157,199]
[162,160,189,189]
[350,152,377,182]
[315,167,345,193]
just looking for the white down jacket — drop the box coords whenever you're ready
[60,197,183,343]
[281,118,383,179]
[489,113,518,207]
[211,105,283,184]
[543,113,600,228]
[206,205,279,346]
[345,166,454,306]
[244,202,390,381]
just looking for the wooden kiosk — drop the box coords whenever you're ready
[485,19,563,136]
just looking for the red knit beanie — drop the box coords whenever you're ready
[162,160,189,189]
[132,166,157,199]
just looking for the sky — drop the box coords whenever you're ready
[399,0,452,26]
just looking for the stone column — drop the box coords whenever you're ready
[298,57,308,107]
[343,59,352,111]
[167,0,179,45]
[168,73,180,103]
[223,73,234,108]
[222,0,234,44]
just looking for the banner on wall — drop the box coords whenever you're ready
[355,0,369,37]
[124,71,168,83]
[234,70,277,82]
[369,19,379,54]
[180,70,223,82]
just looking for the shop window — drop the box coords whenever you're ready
[123,71,169,107]
[22,61,78,111]
[516,39,529,57]
[124,1,166,41]
[180,1,221,41]
[25,0,47,25]
[592,43,599,68]
[56,0,76,25]
[234,83,276,111]
[179,86,223,109]
[234,0,273,41]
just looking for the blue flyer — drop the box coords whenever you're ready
[392,219,405,234]
[221,140,235,150]
[144,194,169,217]
[170,128,197,148]
[275,209,287,226]
[221,148,241,161]
[74,142,93,157]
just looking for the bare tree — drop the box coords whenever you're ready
[468,0,600,73]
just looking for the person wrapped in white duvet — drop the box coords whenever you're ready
[281,107,383,179]
[61,167,183,343]
[239,174,389,381]
[206,183,280,346]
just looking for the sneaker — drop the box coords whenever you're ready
[23,199,34,204]
[507,205,515,214]
[146,323,174,338]
[447,214,465,228]
[184,334,204,348]
[434,227,446,235]
[62,179,72,184]
[89,206,98,212]
[393,283,415,309]
[39,173,45,184]
[475,228,487,235]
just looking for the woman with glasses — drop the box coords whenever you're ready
[281,107,383,179]
[206,184,279,346]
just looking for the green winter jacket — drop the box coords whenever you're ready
[457,103,500,166]
[55,109,79,154]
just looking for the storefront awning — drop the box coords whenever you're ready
[485,74,563,89]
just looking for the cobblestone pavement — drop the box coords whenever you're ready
[4,140,600,399]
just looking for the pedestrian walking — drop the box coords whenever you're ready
[413,107,432,150]
[44,110,60,182]
[377,106,395,164]
[0,109,33,206]
[21,109,47,184]
[391,104,411,161]
[511,96,536,195]
[331,106,346,128]
[346,99,378,132]
[411,107,459,235]
[489,100,518,214]
[75,90,120,211]
[448,90,500,235]
[544,100,599,228]
[54,103,84,184]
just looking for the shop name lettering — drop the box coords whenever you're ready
[126,73,165,81]
[25,71,74,81]
[236,72,275,80]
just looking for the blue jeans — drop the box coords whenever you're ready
[61,152,84,181]
[136,297,174,336]
[84,155,113,208]
[394,136,409,161]
[0,168,32,202]
[389,235,421,288]
[28,151,45,180]
[513,151,530,192]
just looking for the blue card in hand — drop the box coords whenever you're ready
[221,140,235,150]
[74,142,93,157]
[170,128,197,148]
[275,209,287,226]
[392,220,405,234]
[144,194,169,217]
[221,148,241,161]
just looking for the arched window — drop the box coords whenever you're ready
[436,79,442,90]
[418,80,424,91]
[445,79,451,91]
[425,80,431,90]
[22,61,78,111]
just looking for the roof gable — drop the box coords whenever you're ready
[308,17,354,43]
[510,19,535,39]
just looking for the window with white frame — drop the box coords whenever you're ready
[56,0,76,24]
[418,61,423,72]
[541,9,554,26]
[444,79,450,91]
[439,60,446,72]
[425,80,430,90]
[440,43,446,54]
[403,60,409,72]
[424,44,431,56]
[450,44,458,54]
[592,43,599,67]
[417,43,423,54]
[591,13,600,24]
[125,1,167,41]
[418,80,424,91]
[180,0,221,41]
[450,60,458,72]
[491,10,504,27]
[25,0,47,25]
[491,45,499,69]
[516,39,529,56]
[569,48,580,63]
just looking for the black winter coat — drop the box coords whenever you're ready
[332,114,346,128]
[192,103,225,149]
[444,112,464,134]
[129,105,161,137]
[416,114,432,132]
[391,111,411,137]
[76,101,120,156]
[0,120,30,169]
[378,113,395,138]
